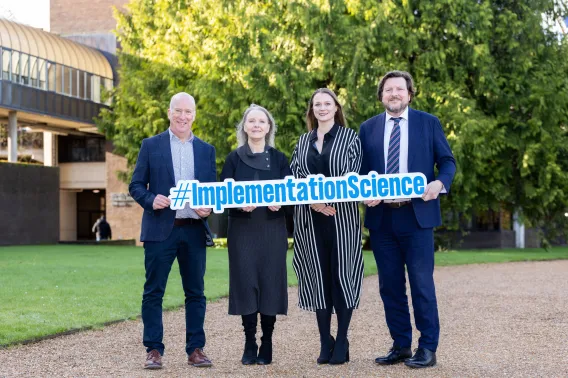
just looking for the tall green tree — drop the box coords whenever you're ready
[99,0,568,238]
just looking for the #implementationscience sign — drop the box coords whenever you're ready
[169,172,427,213]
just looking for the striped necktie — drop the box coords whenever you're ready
[386,117,402,174]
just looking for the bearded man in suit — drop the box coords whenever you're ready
[359,71,456,368]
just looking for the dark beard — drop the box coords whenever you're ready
[385,100,408,114]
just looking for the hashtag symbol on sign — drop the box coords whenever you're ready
[171,181,192,209]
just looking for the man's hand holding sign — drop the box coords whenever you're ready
[155,193,212,217]
[363,179,444,207]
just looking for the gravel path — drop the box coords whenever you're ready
[2,260,568,377]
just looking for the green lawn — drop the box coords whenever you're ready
[1,245,567,346]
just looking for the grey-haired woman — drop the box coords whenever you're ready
[220,104,291,366]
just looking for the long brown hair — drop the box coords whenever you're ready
[305,88,347,131]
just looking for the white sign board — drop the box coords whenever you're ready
[168,172,426,213]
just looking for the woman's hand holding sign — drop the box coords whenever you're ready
[240,206,256,212]
[363,199,382,207]
[311,203,337,216]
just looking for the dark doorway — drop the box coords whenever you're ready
[77,189,106,240]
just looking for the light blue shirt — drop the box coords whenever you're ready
[169,128,199,219]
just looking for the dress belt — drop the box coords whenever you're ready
[174,218,201,226]
[383,200,412,209]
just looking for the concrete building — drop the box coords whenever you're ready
[0,16,141,244]
[50,0,143,243]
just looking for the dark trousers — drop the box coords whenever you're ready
[369,204,439,352]
[311,210,348,310]
[142,223,207,355]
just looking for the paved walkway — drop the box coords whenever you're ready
[2,261,568,377]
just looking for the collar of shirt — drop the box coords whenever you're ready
[385,106,409,123]
[168,128,195,143]
[309,123,339,143]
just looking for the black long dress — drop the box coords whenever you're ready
[220,144,291,316]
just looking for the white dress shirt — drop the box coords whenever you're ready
[382,107,446,201]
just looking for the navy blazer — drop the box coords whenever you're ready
[359,108,456,230]
[129,130,217,242]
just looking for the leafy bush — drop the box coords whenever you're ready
[213,238,295,249]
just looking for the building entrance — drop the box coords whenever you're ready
[76,189,105,240]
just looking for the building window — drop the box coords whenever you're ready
[85,73,93,100]
[58,135,106,163]
[47,62,55,91]
[29,56,38,87]
[38,59,47,90]
[0,47,111,105]
[11,51,20,83]
[70,68,78,97]
[78,70,86,98]
[20,53,30,85]
[62,66,72,95]
[2,49,10,80]
[91,75,101,103]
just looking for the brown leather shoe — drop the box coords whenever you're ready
[187,348,213,367]
[144,349,163,369]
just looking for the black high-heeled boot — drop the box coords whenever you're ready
[329,338,349,364]
[241,312,258,365]
[316,308,334,364]
[257,314,276,365]
[329,307,353,364]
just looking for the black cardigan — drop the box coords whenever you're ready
[220,146,292,219]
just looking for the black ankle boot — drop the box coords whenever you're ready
[315,308,333,364]
[329,307,353,365]
[329,338,349,364]
[257,314,276,365]
[317,335,335,364]
[241,313,258,365]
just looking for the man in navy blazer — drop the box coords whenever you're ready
[359,71,456,368]
[129,92,216,369]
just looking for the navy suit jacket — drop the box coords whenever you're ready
[359,108,456,230]
[129,130,217,242]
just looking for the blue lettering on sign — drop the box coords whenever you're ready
[169,172,428,213]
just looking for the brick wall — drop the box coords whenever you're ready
[105,152,143,245]
[50,0,129,35]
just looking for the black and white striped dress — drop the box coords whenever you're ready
[291,126,364,311]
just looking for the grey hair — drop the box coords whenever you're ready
[169,92,196,110]
[236,104,277,147]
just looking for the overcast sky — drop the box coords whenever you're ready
[1,0,50,30]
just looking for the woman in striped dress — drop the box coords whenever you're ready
[290,88,364,365]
